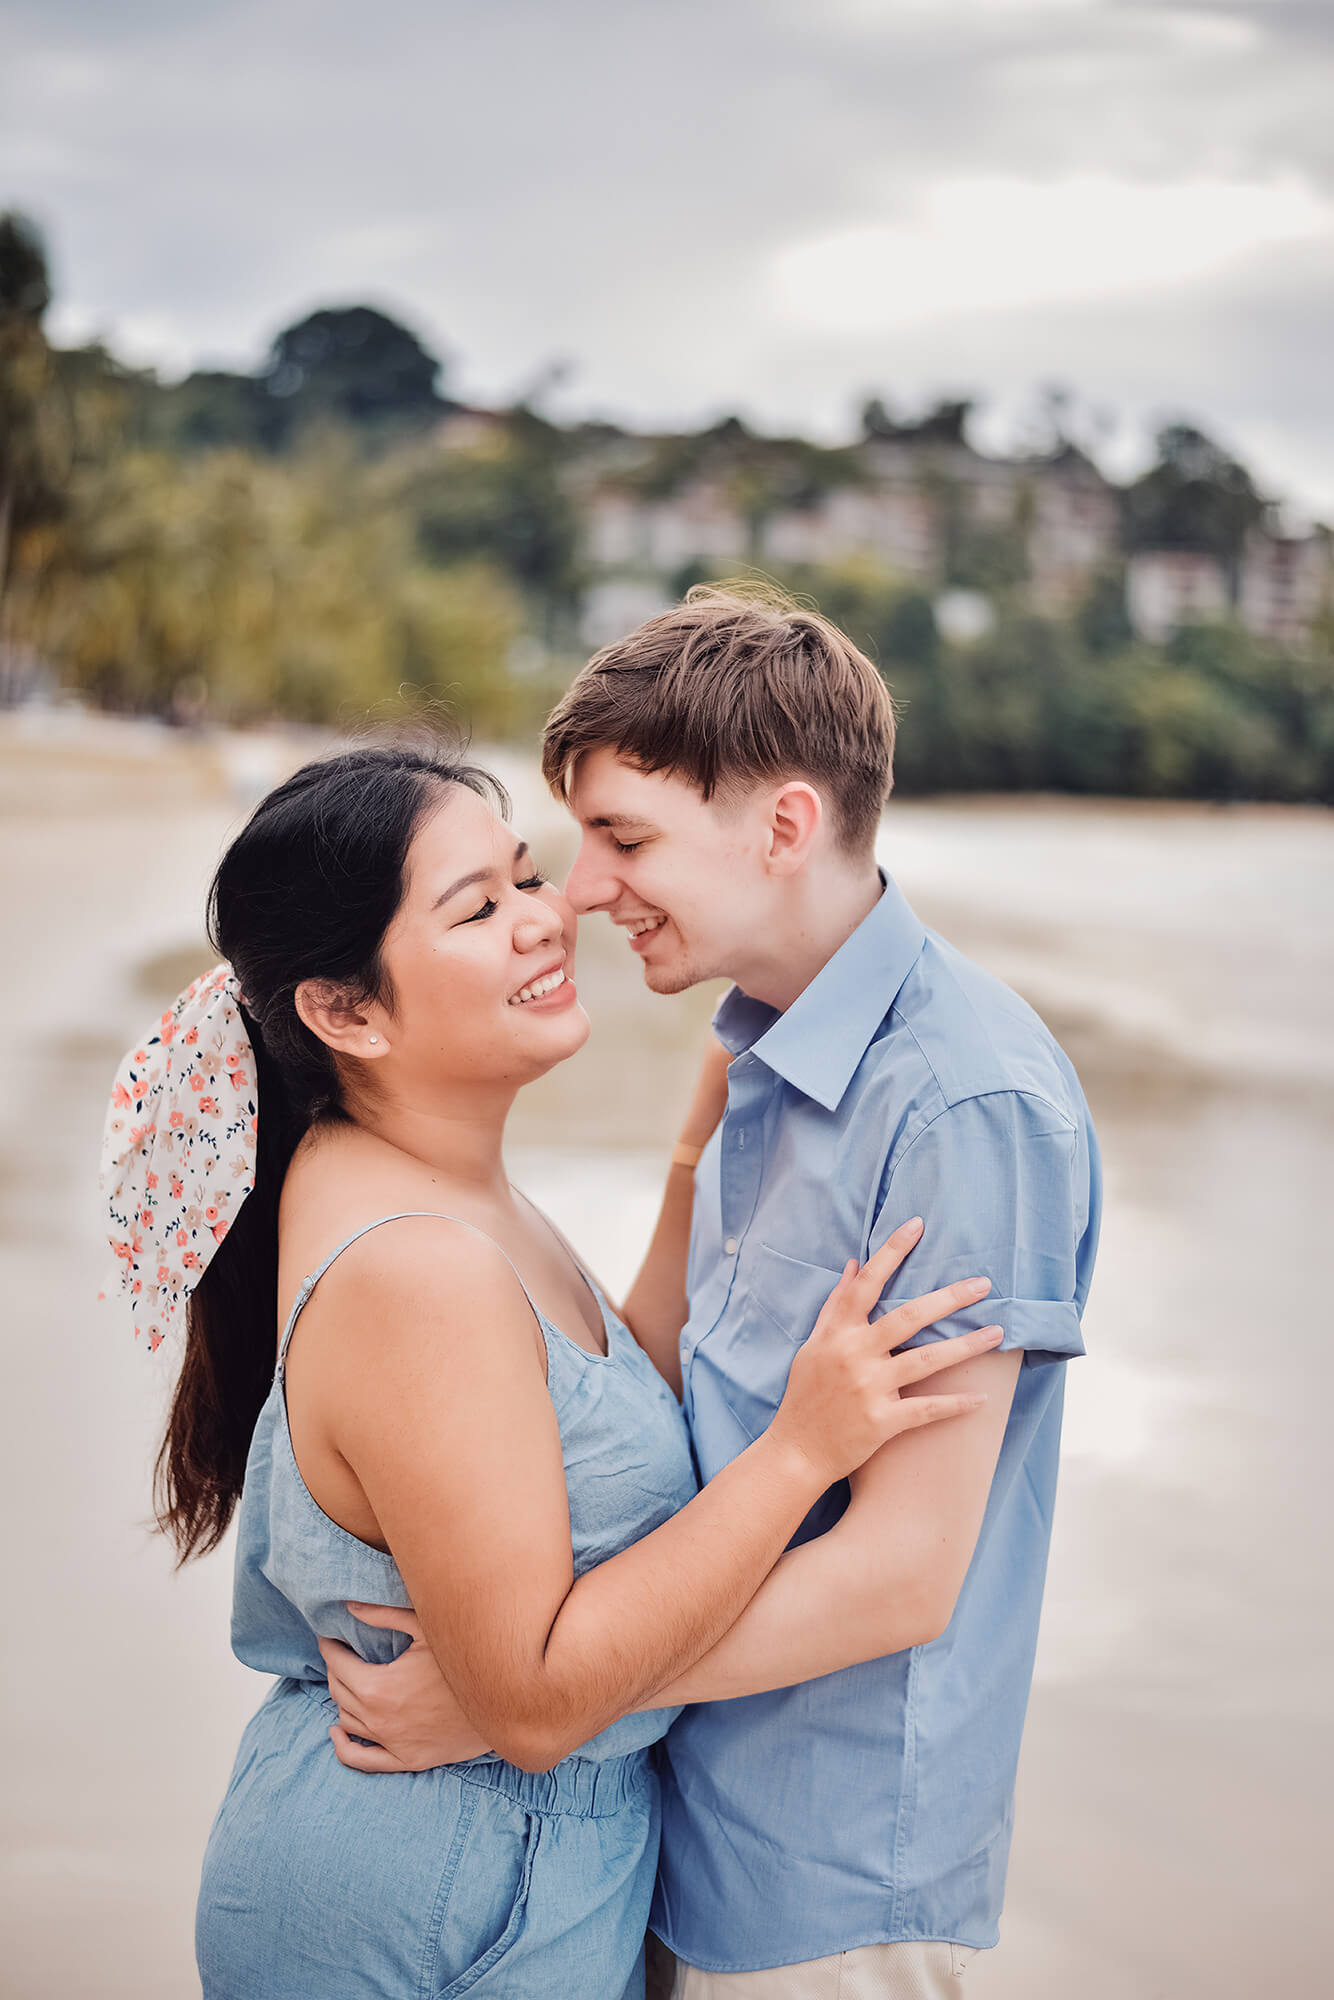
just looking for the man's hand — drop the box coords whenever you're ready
[318,1603,490,1774]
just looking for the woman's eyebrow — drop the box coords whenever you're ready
[432,842,530,911]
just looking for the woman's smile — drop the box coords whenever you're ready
[508,963,579,1011]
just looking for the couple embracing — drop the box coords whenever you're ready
[101,588,1099,1999]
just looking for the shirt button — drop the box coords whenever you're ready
[724,1237,738,1255]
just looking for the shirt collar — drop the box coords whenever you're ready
[713,875,927,1112]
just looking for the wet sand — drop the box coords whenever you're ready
[0,713,1328,1997]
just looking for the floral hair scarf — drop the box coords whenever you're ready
[99,964,258,1352]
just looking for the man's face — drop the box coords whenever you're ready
[562,748,769,994]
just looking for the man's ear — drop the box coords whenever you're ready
[293,979,389,1061]
[766,782,823,875]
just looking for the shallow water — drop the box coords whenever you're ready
[0,716,1327,1997]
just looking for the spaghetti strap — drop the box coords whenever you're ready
[277,1210,541,1370]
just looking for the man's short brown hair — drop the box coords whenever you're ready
[541,584,896,851]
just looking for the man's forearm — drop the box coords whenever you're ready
[620,1037,731,1395]
[647,1522,936,1705]
[650,1348,1018,1705]
[620,1162,694,1395]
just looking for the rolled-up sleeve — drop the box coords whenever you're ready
[870,1090,1088,1367]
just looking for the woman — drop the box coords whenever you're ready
[100,742,999,2000]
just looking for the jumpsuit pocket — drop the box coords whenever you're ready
[719,1243,847,1444]
[432,1793,540,1999]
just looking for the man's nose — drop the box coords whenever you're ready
[563,843,617,915]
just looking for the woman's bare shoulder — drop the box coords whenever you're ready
[305,1208,537,1355]
[282,1122,456,1261]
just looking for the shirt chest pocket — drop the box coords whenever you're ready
[715,1242,847,1445]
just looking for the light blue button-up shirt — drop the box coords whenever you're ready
[651,876,1100,1972]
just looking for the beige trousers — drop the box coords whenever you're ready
[657,1940,980,1999]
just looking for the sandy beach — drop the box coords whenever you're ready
[0,711,1328,1997]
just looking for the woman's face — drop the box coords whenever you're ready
[371,785,589,1092]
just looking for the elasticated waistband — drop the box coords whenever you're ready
[290,1677,652,1819]
[455,1748,652,1818]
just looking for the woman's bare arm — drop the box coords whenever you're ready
[318,1226,1002,1774]
[316,1221,819,1772]
[647,1347,1021,1702]
[323,1218,988,1771]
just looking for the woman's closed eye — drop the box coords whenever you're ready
[461,873,548,923]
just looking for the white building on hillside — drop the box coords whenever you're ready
[1239,526,1332,647]
[1026,448,1122,610]
[1126,550,1230,642]
[585,480,749,573]
[762,485,937,578]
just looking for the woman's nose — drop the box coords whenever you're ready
[513,903,559,952]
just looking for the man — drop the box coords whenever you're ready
[327,588,1100,1997]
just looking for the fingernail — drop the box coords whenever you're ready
[906,1216,924,1234]
[983,1325,1004,1343]
[967,1278,991,1297]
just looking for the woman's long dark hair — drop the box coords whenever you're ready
[157,740,506,1561]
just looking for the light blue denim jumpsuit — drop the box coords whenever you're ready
[196,1213,698,2000]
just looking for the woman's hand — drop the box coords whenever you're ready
[768,1217,1002,1488]
[318,1605,489,1774]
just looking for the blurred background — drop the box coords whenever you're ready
[1,2,1331,1995]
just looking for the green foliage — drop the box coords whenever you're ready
[11,418,525,727]
[5,236,1331,799]
[396,410,580,616]
[0,210,51,318]
[629,419,861,533]
[0,285,545,729]
[0,211,65,600]
[945,516,1030,593]
[1076,568,1134,655]
[256,305,448,449]
[885,613,1321,802]
[150,370,265,454]
[1123,422,1264,572]
[136,304,450,460]
[759,555,1332,804]
[861,397,972,445]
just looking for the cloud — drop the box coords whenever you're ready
[773,174,1333,330]
[2,0,1332,510]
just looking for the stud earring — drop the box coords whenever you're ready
[368,1035,379,1045]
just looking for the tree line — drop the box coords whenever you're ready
[2,210,1331,801]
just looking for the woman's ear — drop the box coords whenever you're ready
[293,980,389,1061]
[766,782,823,875]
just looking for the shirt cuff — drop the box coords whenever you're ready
[901,1294,1085,1368]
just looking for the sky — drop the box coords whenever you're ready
[4,0,1332,516]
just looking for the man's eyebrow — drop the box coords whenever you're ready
[432,841,529,910]
[587,813,655,832]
